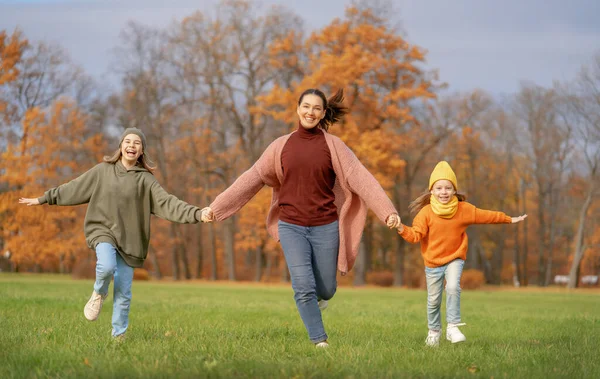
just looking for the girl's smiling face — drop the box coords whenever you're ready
[120,134,143,165]
[430,179,456,204]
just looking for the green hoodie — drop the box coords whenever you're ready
[38,161,201,267]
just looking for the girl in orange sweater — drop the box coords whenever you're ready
[397,161,527,347]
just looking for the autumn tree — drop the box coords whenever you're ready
[561,54,600,288]
[1,101,106,271]
[513,83,572,286]
[1,29,103,272]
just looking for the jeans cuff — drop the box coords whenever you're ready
[310,333,328,344]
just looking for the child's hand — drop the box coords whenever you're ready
[386,213,402,229]
[200,207,215,223]
[396,224,404,233]
[511,214,527,223]
[18,198,40,206]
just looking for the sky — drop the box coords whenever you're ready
[0,0,598,96]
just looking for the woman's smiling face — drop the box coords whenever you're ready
[297,94,326,129]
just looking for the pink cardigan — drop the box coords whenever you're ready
[210,131,397,273]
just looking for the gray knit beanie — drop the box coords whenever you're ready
[119,128,147,149]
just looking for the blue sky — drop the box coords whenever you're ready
[1,0,598,95]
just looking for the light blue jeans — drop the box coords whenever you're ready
[278,220,339,343]
[424,258,465,331]
[94,242,134,337]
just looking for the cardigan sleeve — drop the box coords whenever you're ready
[209,139,280,221]
[339,142,397,223]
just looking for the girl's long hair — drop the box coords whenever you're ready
[298,88,349,131]
[103,146,156,174]
[409,190,467,216]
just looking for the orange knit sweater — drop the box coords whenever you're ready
[399,202,511,268]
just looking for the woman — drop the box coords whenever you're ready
[201,89,402,347]
[19,128,203,340]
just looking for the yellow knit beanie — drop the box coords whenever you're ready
[429,161,458,190]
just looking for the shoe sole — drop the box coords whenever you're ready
[84,310,99,321]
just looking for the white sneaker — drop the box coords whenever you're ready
[315,341,329,348]
[84,291,107,321]
[318,300,328,311]
[425,330,441,347]
[446,323,466,343]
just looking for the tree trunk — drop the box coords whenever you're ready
[254,245,263,282]
[264,253,273,281]
[394,173,409,287]
[195,225,204,279]
[179,237,192,280]
[354,218,372,286]
[544,206,560,287]
[476,240,492,283]
[59,253,65,274]
[536,192,547,286]
[512,219,521,287]
[353,239,368,286]
[491,226,506,284]
[223,217,236,281]
[209,223,217,281]
[148,245,162,280]
[521,179,529,286]
[393,238,405,287]
[568,184,594,288]
[466,228,480,270]
[544,255,554,287]
[170,225,181,280]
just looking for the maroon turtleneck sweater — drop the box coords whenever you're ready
[278,124,338,226]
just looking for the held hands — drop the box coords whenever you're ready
[511,214,528,223]
[386,213,402,229]
[200,207,215,223]
[18,198,40,206]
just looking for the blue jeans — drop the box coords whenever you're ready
[94,242,134,337]
[424,258,465,331]
[278,220,339,343]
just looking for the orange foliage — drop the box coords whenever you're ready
[0,30,27,86]
[259,6,436,193]
[0,100,106,269]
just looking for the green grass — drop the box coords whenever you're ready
[1,274,598,378]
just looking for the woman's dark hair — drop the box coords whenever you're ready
[297,88,349,131]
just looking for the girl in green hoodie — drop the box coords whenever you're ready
[19,128,203,340]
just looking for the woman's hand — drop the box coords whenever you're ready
[386,213,402,229]
[511,214,528,223]
[19,198,40,206]
[200,207,215,223]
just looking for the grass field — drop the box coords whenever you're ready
[1,274,599,378]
